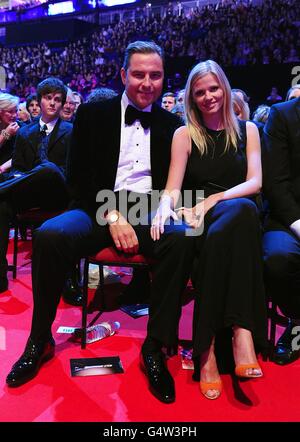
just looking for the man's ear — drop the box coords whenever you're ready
[120,67,127,86]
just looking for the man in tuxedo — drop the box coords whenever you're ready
[263,97,300,364]
[6,41,195,403]
[0,77,72,294]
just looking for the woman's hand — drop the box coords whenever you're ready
[180,194,222,229]
[151,196,178,241]
[5,122,20,137]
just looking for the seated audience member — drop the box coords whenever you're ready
[252,105,271,138]
[85,87,117,103]
[262,95,300,365]
[232,88,250,104]
[0,93,21,176]
[26,94,41,121]
[171,103,185,122]
[266,86,282,105]
[6,42,192,409]
[60,88,76,122]
[0,77,72,294]
[161,92,176,112]
[152,60,267,400]
[86,85,150,305]
[17,102,31,123]
[176,89,185,105]
[72,91,84,112]
[252,105,270,125]
[232,91,250,120]
[285,84,300,101]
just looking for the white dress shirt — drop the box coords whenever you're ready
[39,117,58,136]
[114,92,152,194]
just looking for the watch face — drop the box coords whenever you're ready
[109,213,119,223]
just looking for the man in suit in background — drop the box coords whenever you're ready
[6,41,195,404]
[0,77,72,294]
[263,96,300,365]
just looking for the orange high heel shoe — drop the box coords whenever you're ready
[235,363,263,378]
[200,380,223,400]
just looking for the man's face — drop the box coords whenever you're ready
[73,94,81,111]
[60,93,76,121]
[28,99,41,118]
[161,96,176,111]
[120,52,164,109]
[40,92,64,122]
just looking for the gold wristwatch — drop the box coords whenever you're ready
[106,211,120,225]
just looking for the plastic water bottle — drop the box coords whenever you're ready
[73,321,120,344]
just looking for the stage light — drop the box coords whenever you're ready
[48,1,75,16]
[101,0,136,7]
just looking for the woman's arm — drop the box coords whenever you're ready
[162,126,191,206]
[151,126,191,240]
[190,122,262,228]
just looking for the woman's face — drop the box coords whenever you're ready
[0,106,18,126]
[192,73,224,120]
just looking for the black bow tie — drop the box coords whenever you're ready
[125,105,152,129]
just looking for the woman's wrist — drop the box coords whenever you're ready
[1,129,11,141]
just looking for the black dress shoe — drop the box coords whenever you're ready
[62,278,83,306]
[273,320,300,365]
[140,351,175,403]
[6,337,55,387]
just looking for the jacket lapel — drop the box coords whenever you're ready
[27,122,41,154]
[48,119,67,152]
[100,96,122,189]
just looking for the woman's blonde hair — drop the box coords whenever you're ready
[232,91,250,120]
[184,60,240,155]
[0,93,19,111]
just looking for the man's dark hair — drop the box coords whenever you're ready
[123,41,164,71]
[36,77,68,106]
[25,93,39,111]
[86,87,118,103]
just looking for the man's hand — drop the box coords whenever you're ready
[107,211,139,254]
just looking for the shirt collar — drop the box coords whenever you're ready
[39,117,58,133]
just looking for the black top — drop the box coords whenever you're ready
[183,120,247,199]
[0,135,16,166]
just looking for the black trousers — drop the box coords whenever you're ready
[263,226,300,318]
[30,208,195,347]
[0,162,68,281]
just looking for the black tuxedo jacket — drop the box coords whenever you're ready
[263,97,300,228]
[11,118,73,177]
[67,95,182,216]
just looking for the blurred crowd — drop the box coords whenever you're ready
[0,0,299,99]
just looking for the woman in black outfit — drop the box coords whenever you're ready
[151,60,267,400]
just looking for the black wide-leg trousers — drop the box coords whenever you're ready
[30,209,195,347]
[0,163,68,281]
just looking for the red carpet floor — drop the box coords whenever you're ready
[1,238,300,423]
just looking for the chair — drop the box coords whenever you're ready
[8,207,64,278]
[81,247,153,349]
